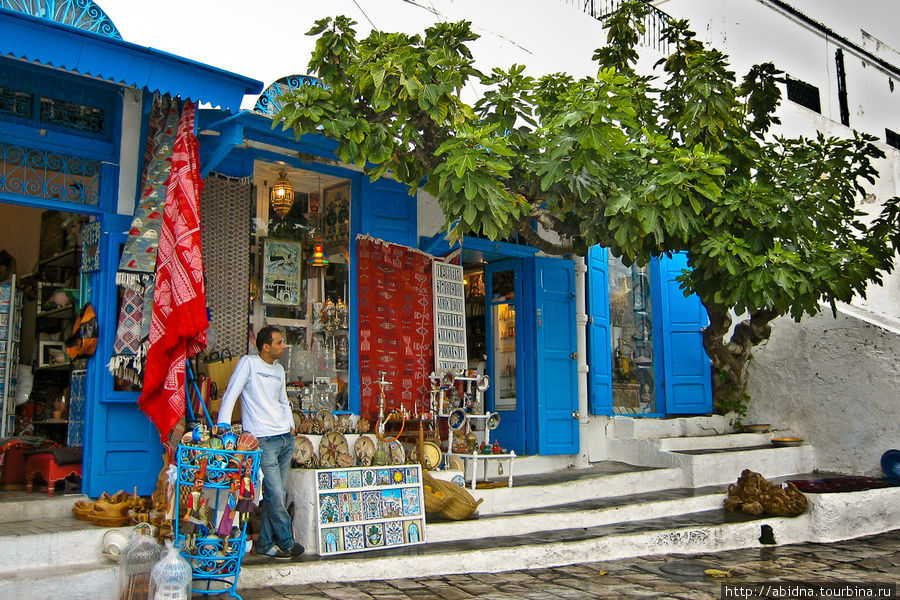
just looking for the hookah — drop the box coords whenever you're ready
[375,371,405,442]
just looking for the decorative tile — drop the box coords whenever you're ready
[405,467,419,483]
[385,520,404,545]
[362,469,376,487]
[343,525,364,551]
[377,469,390,486]
[319,494,339,524]
[362,491,381,521]
[402,488,420,516]
[321,528,342,554]
[381,489,403,518]
[451,474,466,487]
[317,471,332,490]
[364,523,384,548]
[338,492,352,522]
[404,519,423,544]
[332,471,348,489]
[389,468,405,484]
[348,470,363,488]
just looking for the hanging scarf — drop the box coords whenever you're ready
[108,96,180,383]
[139,101,208,442]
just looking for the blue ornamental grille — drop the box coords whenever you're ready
[0,86,33,119]
[254,75,326,117]
[0,0,122,38]
[0,140,100,206]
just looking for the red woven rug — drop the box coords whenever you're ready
[356,236,434,421]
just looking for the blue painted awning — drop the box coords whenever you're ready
[0,7,262,112]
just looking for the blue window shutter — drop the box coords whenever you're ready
[586,246,612,415]
[656,252,713,414]
[533,257,579,455]
[359,177,417,246]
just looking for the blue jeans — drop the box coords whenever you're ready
[256,433,295,553]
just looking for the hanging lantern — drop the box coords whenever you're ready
[269,170,294,218]
[308,239,329,267]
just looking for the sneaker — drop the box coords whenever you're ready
[261,546,291,560]
[283,542,305,557]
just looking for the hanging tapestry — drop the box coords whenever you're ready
[108,95,179,383]
[139,101,208,443]
[66,369,87,447]
[199,173,251,357]
[356,236,434,421]
[80,220,101,273]
[262,239,302,306]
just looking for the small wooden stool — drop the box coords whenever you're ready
[25,447,83,497]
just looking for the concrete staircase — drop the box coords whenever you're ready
[0,419,896,599]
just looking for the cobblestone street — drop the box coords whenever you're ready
[237,529,899,599]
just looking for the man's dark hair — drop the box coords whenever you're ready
[256,326,282,351]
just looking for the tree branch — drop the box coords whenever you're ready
[513,220,574,255]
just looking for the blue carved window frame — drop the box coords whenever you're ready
[0,58,121,214]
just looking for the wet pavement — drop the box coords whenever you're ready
[236,529,899,599]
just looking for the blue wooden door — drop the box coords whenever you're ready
[532,257,579,455]
[350,175,418,414]
[655,252,713,414]
[84,219,163,497]
[484,259,526,454]
[586,246,613,415]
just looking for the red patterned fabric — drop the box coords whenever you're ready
[356,236,434,421]
[139,101,208,442]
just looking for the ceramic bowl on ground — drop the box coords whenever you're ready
[881,449,900,480]
[771,437,804,447]
[741,424,770,433]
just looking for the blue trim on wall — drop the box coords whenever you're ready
[0,8,262,111]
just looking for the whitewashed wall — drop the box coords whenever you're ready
[746,311,900,476]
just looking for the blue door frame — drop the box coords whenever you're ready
[484,259,529,454]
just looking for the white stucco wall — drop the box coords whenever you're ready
[745,310,900,477]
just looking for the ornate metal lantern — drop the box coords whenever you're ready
[269,171,294,218]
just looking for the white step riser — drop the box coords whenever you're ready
[657,433,772,451]
[429,493,724,543]
[612,416,735,439]
[476,467,685,515]
[680,446,817,487]
[0,525,118,573]
[0,495,87,524]
[3,487,897,600]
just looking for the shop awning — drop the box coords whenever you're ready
[0,8,262,112]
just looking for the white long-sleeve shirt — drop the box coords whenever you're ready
[217,355,292,438]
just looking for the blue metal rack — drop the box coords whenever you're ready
[174,445,261,599]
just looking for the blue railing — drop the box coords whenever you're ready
[564,0,672,54]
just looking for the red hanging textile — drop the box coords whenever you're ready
[356,236,435,421]
[139,101,208,442]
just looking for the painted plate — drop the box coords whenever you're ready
[294,435,315,465]
[317,410,336,432]
[487,411,501,430]
[448,408,466,430]
[292,410,303,431]
[446,454,464,472]
[387,440,406,465]
[319,431,349,467]
[354,435,376,465]
[420,441,443,470]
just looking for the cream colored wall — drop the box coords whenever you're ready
[0,203,43,277]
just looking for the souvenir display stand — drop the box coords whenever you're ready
[174,444,261,599]
[0,276,22,437]
[314,464,425,555]
[430,371,516,488]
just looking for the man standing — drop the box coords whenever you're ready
[217,326,304,559]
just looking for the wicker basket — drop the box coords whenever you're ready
[423,472,483,520]
[422,487,449,513]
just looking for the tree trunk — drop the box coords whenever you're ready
[702,305,778,416]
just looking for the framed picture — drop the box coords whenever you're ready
[322,183,351,242]
[262,239,302,306]
[39,341,68,367]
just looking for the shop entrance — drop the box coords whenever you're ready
[462,254,579,456]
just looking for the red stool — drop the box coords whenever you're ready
[25,447,83,497]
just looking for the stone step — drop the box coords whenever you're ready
[469,462,687,515]
[611,416,735,440]
[1,485,896,600]
[428,484,726,543]
[0,514,124,573]
[674,445,817,487]
[0,491,88,524]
